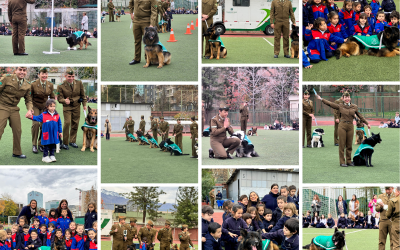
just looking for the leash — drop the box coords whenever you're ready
[312,89,318,126]
[84,110,87,117]
[368,128,371,136]
[379,33,383,50]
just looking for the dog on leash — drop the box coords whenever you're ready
[232,131,259,158]
[353,132,382,167]
[66,31,91,50]
[145,132,159,148]
[303,228,345,250]
[290,25,300,59]
[165,138,189,156]
[311,128,325,148]
[354,116,367,145]
[128,133,138,142]
[158,13,169,33]
[81,106,97,152]
[206,25,227,60]
[143,27,172,68]
[238,229,279,250]
[136,130,150,145]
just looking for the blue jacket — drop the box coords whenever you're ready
[327,23,348,48]
[305,3,315,24]
[355,216,365,226]
[336,200,348,215]
[262,230,299,250]
[4,240,11,250]
[381,0,396,12]
[38,231,47,246]
[0,241,7,250]
[303,216,311,226]
[326,3,339,13]
[28,226,40,235]
[339,9,356,36]
[370,0,380,15]
[261,192,279,211]
[272,207,283,226]
[18,206,37,224]
[367,14,376,32]
[337,217,347,227]
[222,217,249,236]
[327,218,335,228]
[302,50,311,68]
[203,233,223,250]
[250,219,260,231]
[222,212,231,223]
[238,202,247,214]
[216,193,222,200]
[303,3,310,27]
[30,111,62,145]
[375,20,388,33]
[270,215,297,232]
[287,196,298,210]
[57,216,72,234]
[310,4,329,21]
[202,218,214,237]
[18,233,30,250]
[36,216,49,227]
[350,24,373,35]
[84,238,97,250]
[262,219,274,232]
[71,234,87,250]
[26,238,42,250]
[84,210,97,229]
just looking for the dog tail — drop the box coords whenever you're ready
[88,42,92,46]
[335,48,342,60]
[302,244,311,249]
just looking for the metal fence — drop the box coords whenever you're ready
[302,187,383,219]
[101,0,197,11]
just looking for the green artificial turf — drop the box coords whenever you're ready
[0,36,97,64]
[303,125,400,183]
[101,241,198,249]
[101,14,198,81]
[302,228,390,250]
[202,129,299,165]
[202,37,299,64]
[101,136,198,183]
[0,102,98,165]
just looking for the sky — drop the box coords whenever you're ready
[103,186,189,203]
[0,169,97,205]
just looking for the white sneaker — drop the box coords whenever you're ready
[50,156,56,162]
[42,156,52,163]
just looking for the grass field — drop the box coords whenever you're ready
[302,228,390,250]
[202,129,299,165]
[101,136,198,183]
[101,14,198,81]
[0,102,98,165]
[0,36,97,64]
[101,241,198,249]
[202,36,299,64]
[303,125,400,183]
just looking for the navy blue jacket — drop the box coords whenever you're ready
[216,193,222,200]
[303,3,310,27]
[55,209,74,221]
[287,196,299,210]
[336,200,348,215]
[84,210,97,229]
[382,0,396,12]
[238,202,247,214]
[222,217,249,236]
[347,218,354,226]
[203,233,223,250]
[326,3,339,13]
[26,238,42,250]
[18,206,37,223]
[262,230,299,250]
[272,207,282,225]
[248,201,258,209]
[366,215,376,225]
[262,219,274,232]
[327,218,335,228]
[303,216,311,226]
[222,212,231,223]
[202,218,214,237]
[337,217,347,227]
[270,215,296,232]
[38,231,47,246]
[250,219,260,231]
[262,192,279,211]
[355,216,365,226]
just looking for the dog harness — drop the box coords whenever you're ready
[204,127,210,132]
[243,135,253,146]
[208,36,225,48]
[145,42,168,52]
[139,136,150,145]
[168,143,182,154]
[158,19,168,25]
[81,122,97,131]
[356,127,367,136]
[149,137,159,147]
[128,133,137,140]
[312,236,336,250]
[352,35,386,49]
[73,31,85,39]
[312,132,320,138]
[262,239,271,250]
[353,143,374,160]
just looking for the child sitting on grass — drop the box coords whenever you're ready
[339,0,356,36]
[262,218,299,250]
[326,214,335,228]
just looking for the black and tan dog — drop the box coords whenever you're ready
[143,27,172,68]
[170,244,178,250]
[136,130,150,145]
[354,116,366,145]
[290,25,300,59]
[81,106,97,152]
[66,31,91,50]
[239,229,279,250]
[158,13,169,33]
[247,127,258,136]
[303,228,345,250]
[206,25,227,60]
[145,132,159,148]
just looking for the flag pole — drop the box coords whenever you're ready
[43,0,60,54]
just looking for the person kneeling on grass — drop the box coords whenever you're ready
[262,218,299,250]
[26,99,62,163]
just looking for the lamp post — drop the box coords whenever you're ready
[75,188,83,216]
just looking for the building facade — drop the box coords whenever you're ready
[27,191,44,209]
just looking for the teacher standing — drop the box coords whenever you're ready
[81,12,88,33]
[17,199,38,223]
[261,184,280,211]
[55,199,74,220]
[336,195,348,216]
[316,91,370,167]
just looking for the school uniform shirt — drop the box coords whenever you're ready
[262,219,274,232]
[65,239,73,250]
[327,218,335,228]
[11,233,17,249]
[203,233,223,250]
[272,207,283,226]
[287,196,299,210]
[26,238,42,250]
[375,20,388,33]
[5,240,11,250]
[84,210,97,229]
[238,202,247,214]
[303,216,311,227]
[36,216,49,227]
[30,111,62,145]
[19,233,30,249]
[370,0,380,15]
[38,232,46,246]
[0,240,6,250]
[262,230,299,250]
[305,29,344,61]
[270,215,297,232]
[327,3,339,13]
[347,218,353,227]
[222,211,232,223]
[201,217,214,238]
[84,238,97,250]
[310,4,329,21]
[46,231,55,246]
[351,24,372,35]
[48,218,57,226]
[339,9,356,36]
[28,226,40,235]
[222,217,249,236]
[367,14,376,32]
[57,217,72,234]
[71,234,87,250]
[250,219,261,231]
[337,217,347,227]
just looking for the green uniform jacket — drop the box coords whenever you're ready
[159,121,169,134]
[138,227,157,244]
[270,0,295,24]
[110,224,127,241]
[202,0,217,18]
[127,120,135,132]
[56,80,87,111]
[190,121,198,138]
[139,120,146,132]
[126,225,138,242]
[31,79,55,110]
[0,74,32,110]
[157,227,172,244]
[151,120,158,131]
[107,2,115,9]
[8,0,35,23]
[129,0,158,26]
[240,104,249,121]
[178,232,193,247]
[386,196,399,223]
[303,99,313,118]
[333,98,344,120]
[173,124,183,136]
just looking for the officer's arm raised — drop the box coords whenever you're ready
[321,98,340,110]
[210,119,227,136]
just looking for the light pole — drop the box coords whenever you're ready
[75,188,83,216]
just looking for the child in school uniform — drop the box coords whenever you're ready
[0,231,8,250]
[263,209,275,233]
[270,203,298,232]
[203,222,223,250]
[71,225,87,250]
[28,220,40,235]
[52,229,66,250]
[65,230,73,250]
[364,5,376,33]
[304,0,311,47]
[36,209,49,228]
[48,209,57,226]
[389,11,400,45]
[19,225,30,250]
[316,214,327,228]
[84,203,97,230]
[381,0,397,22]
[139,237,147,250]
[326,0,339,13]
[26,99,62,163]
[365,211,376,229]
[26,230,42,250]
[347,215,355,228]
[337,213,347,228]
[238,195,248,214]
[38,225,47,246]
[350,13,373,35]
[46,224,56,247]
[69,222,77,237]
[310,212,319,228]
[339,0,356,36]
[370,0,381,17]
[353,2,362,21]
[243,213,253,231]
[222,200,233,223]
[84,229,97,250]
[309,0,329,24]
[247,207,262,231]
[222,204,249,250]
[262,218,299,250]
[374,213,380,229]
[11,225,18,250]
[303,211,312,228]
[272,196,286,226]
[375,11,388,33]
[256,204,267,233]
[57,209,71,234]
[354,212,365,228]
[5,229,12,250]
[326,214,335,228]
[327,11,348,50]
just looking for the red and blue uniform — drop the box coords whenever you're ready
[17,233,30,250]
[30,111,62,145]
[351,24,373,35]
[46,231,54,247]
[354,11,361,22]
[339,9,356,36]
[305,29,345,62]
[65,239,73,250]
[49,218,57,226]
[38,231,47,246]
[311,4,329,21]
[36,216,49,227]
[11,233,17,249]
[139,242,147,250]
[366,14,376,32]
[28,227,40,235]
[326,3,339,13]
[5,240,11,250]
[84,239,97,250]
[0,241,6,250]
[71,234,87,250]
[327,23,348,49]
[371,0,381,15]
[56,217,71,234]
[375,20,388,33]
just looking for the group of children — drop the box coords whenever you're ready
[0,204,97,250]
[202,185,300,250]
[379,111,400,128]
[303,210,380,229]
[303,0,399,66]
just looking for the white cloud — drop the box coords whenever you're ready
[103,187,193,203]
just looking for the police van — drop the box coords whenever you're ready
[211,0,299,35]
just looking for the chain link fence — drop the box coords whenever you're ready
[101,0,197,12]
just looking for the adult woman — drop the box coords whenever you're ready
[303,90,314,148]
[247,191,260,210]
[261,183,280,211]
[104,119,112,140]
[17,200,38,223]
[368,194,378,216]
[56,199,74,221]
[311,195,321,216]
[81,12,88,33]
[336,195,348,216]
[316,92,370,167]
[348,195,359,218]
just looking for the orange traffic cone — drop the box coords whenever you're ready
[190,21,195,30]
[185,24,192,35]
[167,28,178,42]
[195,18,198,27]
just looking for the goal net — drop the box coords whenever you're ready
[302,187,338,219]
[8,216,18,226]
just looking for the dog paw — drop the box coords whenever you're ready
[157,66,163,69]
[90,148,95,152]
[81,148,85,152]
[143,65,149,68]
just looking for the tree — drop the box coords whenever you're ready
[172,187,198,228]
[0,193,18,216]
[202,67,225,123]
[155,85,170,115]
[202,169,215,201]
[173,86,198,111]
[121,187,166,223]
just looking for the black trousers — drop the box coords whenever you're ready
[106,133,110,140]
[43,144,55,157]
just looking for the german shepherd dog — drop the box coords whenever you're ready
[354,117,366,145]
[336,26,400,59]
[136,130,150,145]
[128,133,138,142]
[311,128,325,148]
[159,13,169,33]
[239,229,279,250]
[247,127,258,136]
[206,25,227,60]
[145,132,159,148]
[303,228,345,250]
[170,245,178,250]
[353,132,382,167]
[81,106,97,152]
[66,32,91,50]
[143,27,172,68]
[165,138,189,156]
[290,25,300,59]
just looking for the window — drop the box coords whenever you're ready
[233,0,250,7]
[51,79,56,84]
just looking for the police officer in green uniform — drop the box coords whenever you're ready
[157,220,172,250]
[333,96,344,146]
[110,216,127,250]
[128,0,158,65]
[0,67,32,158]
[202,0,217,58]
[149,116,158,142]
[124,218,138,250]
[270,0,295,58]
[30,67,55,153]
[190,116,198,158]
[139,115,146,132]
[239,100,249,134]
[127,116,135,135]
[138,220,157,245]
[386,186,400,249]
[56,68,87,150]
[173,118,183,151]
[316,92,370,167]
[376,187,396,250]
[302,90,314,148]
[108,0,115,22]
[159,116,169,142]
[123,117,129,141]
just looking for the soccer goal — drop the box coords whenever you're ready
[8,216,18,226]
[302,187,338,219]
